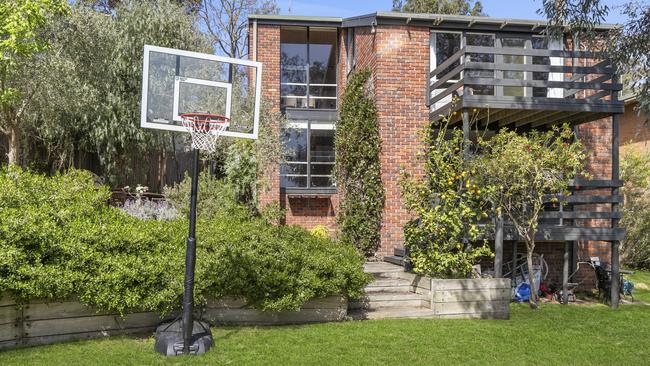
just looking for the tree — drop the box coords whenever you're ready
[473,125,585,308]
[198,0,279,59]
[392,0,485,16]
[27,1,210,184]
[0,0,68,165]
[539,1,650,115]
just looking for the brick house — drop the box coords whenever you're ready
[248,12,625,296]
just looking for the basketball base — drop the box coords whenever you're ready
[154,319,213,356]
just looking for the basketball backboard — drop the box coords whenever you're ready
[140,45,263,139]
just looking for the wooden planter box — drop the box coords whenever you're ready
[0,294,347,350]
[401,274,511,319]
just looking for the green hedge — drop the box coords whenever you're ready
[0,167,369,315]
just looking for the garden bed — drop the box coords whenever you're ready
[0,294,347,351]
[400,273,511,319]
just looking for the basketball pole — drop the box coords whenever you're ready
[182,148,200,354]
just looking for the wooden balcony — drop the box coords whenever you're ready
[427,46,625,128]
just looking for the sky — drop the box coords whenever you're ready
[275,0,633,24]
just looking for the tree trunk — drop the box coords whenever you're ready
[526,246,539,309]
[7,121,21,166]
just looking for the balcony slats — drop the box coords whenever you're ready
[427,45,622,127]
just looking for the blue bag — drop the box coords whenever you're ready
[514,283,531,302]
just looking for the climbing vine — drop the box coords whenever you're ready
[335,69,385,256]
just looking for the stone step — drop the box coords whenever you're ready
[365,278,412,293]
[349,307,437,320]
[349,291,429,310]
[364,262,405,279]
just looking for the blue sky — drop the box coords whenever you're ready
[276,0,632,24]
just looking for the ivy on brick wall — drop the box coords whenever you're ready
[335,69,385,256]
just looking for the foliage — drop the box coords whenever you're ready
[0,168,369,315]
[473,125,585,307]
[310,225,330,239]
[539,1,650,116]
[25,1,210,183]
[198,0,279,58]
[0,0,69,164]
[164,171,246,220]
[392,0,485,16]
[335,69,385,256]
[223,100,286,211]
[119,199,179,221]
[400,118,493,278]
[621,151,650,269]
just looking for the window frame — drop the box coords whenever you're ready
[280,26,339,111]
[280,119,336,192]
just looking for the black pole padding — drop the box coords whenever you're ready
[182,148,200,354]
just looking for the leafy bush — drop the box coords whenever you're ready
[119,199,179,220]
[0,167,369,315]
[621,151,650,269]
[335,69,385,256]
[400,118,493,278]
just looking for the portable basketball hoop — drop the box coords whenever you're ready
[180,113,230,153]
[141,45,262,357]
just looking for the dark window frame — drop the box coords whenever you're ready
[280,26,339,111]
[280,119,336,192]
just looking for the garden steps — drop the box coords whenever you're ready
[364,278,413,293]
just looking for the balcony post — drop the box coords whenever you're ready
[610,111,621,308]
[462,108,470,157]
[562,241,570,304]
[494,212,504,278]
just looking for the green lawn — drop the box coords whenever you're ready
[1,304,650,366]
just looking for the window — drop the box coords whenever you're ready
[500,37,527,97]
[432,32,462,81]
[280,26,337,110]
[345,28,356,74]
[466,33,495,96]
[281,120,335,189]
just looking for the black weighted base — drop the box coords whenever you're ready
[154,319,213,356]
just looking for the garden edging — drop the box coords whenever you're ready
[398,273,511,319]
[0,294,347,350]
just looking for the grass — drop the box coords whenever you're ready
[1,303,650,366]
[627,269,650,303]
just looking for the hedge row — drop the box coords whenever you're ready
[0,168,369,315]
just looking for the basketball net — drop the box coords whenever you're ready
[180,113,230,153]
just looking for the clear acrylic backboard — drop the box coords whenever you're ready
[140,45,262,139]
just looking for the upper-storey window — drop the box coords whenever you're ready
[280,26,337,110]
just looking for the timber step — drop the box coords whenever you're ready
[349,291,429,310]
[364,278,413,293]
[349,307,437,320]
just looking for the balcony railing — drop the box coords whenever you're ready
[427,46,624,127]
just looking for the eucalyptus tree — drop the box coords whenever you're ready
[392,0,485,16]
[0,0,68,165]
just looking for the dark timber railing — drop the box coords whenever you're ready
[427,46,624,128]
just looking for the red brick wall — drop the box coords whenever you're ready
[252,23,339,233]
[252,24,282,209]
[373,25,430,257]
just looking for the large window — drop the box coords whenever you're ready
[280,27,337,110]
[281,120,335,189]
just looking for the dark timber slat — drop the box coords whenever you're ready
[544,195,624,204]
[502,227,626,241]
[430,63,465,91]
[539,211,622,219]
[464,77,621,91]
[430,80,464,105]
[461,96,624,113]
[530,111,584,128]
[465,46,602,58]
[569,179,624,188]
[430,47,465,78]
[464,61,614,74]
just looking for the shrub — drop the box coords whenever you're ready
[400,118,493,278]
[0,167,369,315]
[335,69,385,256]
[119,199,179,220]
[621,151,650,269]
